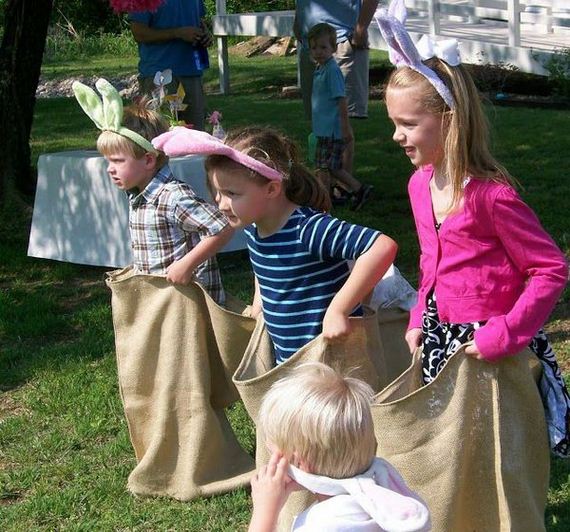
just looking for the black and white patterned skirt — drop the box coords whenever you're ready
[421,291,570,458]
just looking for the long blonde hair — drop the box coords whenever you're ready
[204,126,331,212]
[386,59,514,210]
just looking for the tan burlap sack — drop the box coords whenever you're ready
[106,267,256,501]
[371,345,549,532]
[233,310,389,531]
[376,308,412,383]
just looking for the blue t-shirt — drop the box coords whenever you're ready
[296,0,361,47]
[245,207,380,364]
[129,0,209,77]
[312,58,345,139]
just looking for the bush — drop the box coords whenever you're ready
[543,48,570,98]
[0,1,295,36]
[43,28,137,62]
[52,0,127,34]
[204,0,294,17]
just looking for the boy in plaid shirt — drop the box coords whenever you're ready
[97,99,232,305]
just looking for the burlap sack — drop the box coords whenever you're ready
[371,345,549,532]
[106,267,256,501]
[233,309,389,531]
[376,308,412,383]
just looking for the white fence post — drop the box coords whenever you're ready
[470,0,480,24]
[507,0,521,47]
[215,0,230,95]
[427,0,441,36]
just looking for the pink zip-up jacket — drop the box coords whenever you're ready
[408,165,568,361]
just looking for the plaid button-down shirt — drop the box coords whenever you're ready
[128,165,228,305]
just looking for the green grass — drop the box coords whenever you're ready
[1,48,569,530]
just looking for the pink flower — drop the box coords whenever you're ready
[109,0,165,14]
[207,111,222,125]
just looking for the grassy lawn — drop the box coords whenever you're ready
[1,49,569,530]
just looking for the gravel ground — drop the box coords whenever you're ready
[36,74,139,99]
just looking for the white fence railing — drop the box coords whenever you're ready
[212,0,570,93]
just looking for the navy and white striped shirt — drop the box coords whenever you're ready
[245,207,380,364]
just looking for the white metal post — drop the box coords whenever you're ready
[427,0,441,36]
[469,0,480,25]
[217,37,230,95]
[507,0,521,47]
[215,0,230,94]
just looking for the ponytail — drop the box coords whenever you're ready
[207,126,331,212]
[286,161,331,212]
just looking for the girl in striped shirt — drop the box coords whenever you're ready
[205,127,397,364]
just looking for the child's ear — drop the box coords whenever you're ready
[297,458,313,474]
[292,451,313,474]
[266,180,283,198]
[144,152,158,169]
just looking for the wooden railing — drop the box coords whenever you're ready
[211,1,570,93]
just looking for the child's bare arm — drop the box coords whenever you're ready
[166,225,234,285]
[323,235,398,339]
[250,276,263,318]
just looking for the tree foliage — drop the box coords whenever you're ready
[204,0,294,17]
[0,0,296,35]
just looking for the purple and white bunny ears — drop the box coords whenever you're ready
[375,0,460,108]
[152,127,284,181]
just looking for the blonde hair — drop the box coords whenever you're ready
[308,22,337,51]
[96,96,169,169]
[258,362,377,479]
[385,59,514,210]
[205,126,331,212]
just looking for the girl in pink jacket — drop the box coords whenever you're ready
[378,0,569,456]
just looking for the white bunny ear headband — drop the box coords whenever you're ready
[289,457,431,532]
[72,78,158,154]
[375,0,460,108]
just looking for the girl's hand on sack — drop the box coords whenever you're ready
[465,341,484,359]
[322,308,352,341]
[405,327,423,353]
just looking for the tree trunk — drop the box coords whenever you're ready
[0,0,54,203]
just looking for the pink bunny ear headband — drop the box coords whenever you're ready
[152,127,284,181]
[289,457,431,531]
[375,0,460,109]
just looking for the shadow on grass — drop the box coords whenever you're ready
[0,192,114,392]
[546,457,570,530]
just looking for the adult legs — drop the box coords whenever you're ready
[337,41,369,173]
[298,47,315,121]
[335,40,370,118]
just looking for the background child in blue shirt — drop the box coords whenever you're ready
[309,23,373,211]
